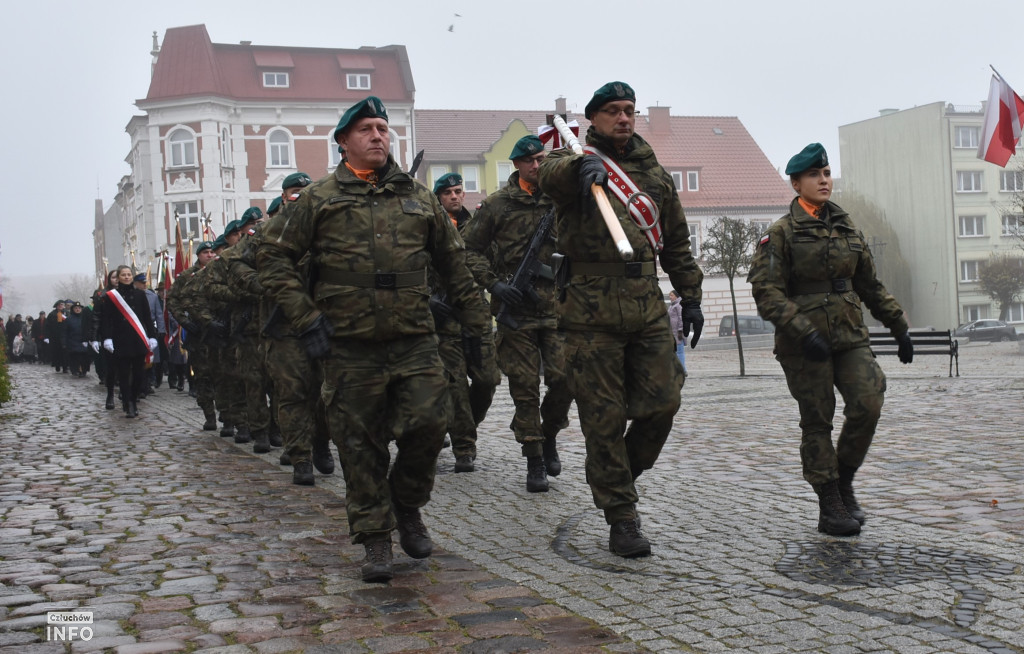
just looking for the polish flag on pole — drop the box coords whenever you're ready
[978,73,1024,167]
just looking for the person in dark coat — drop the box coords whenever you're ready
[99,266,157,418]
[62,303,91,377]
[45,301,69,373]
[93,270,119,407]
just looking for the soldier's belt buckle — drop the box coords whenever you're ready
[624,262,644,278]
[375,273,397,289]
[831,279,848,292]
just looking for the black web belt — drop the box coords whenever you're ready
[572,261,657,279]
[318,268,427,289]
[789,278,853,295]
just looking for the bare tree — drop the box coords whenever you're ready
[978,253,1024,320]
[701,215,762,376]
[52,274,99,306]
[1007,161,1024,253]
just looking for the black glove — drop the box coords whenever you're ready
[207,319,229,339]
[800,330,832,362]
[680,301,704,348]
[299,314,335,360]
[578,154,607,197]
[428,295,453,326]
[491,281,524,308]
[462,334,483,370]
[896,331,914,364]
[182,321,201,335]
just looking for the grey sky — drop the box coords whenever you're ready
[1,0,1020,280]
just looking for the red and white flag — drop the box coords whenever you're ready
[978,74,1024,167]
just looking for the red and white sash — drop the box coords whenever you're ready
[582,146,663,254]
[106,289,153,363]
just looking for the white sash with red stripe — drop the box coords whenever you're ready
[582,146,663,254]
[106,289,153,363]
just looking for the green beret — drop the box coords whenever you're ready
[433,172,463,195]
[267,196,283,216]
[584,81,636,119]
[283,172,312,190]
[509,135,545,160]
[785,143,829,176]
[333,96,389,143]
[224,219,240,236]
[240,207,263,224]
[212,235,228,250]
[195,240,215,254]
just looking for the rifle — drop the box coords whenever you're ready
[495,207,557,330]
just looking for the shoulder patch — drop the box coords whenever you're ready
[759,234,770,246]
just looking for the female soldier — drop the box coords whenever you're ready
[747,143,913,536]
[99,266,157,418]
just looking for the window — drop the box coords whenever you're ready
[956,171,983,192]
[263,72,289,87]
[347,73,371,90]
[958,215,985,237]
[429,166,448,189]
[168,128,196,168]
[960,260,983,282]
[1007,303,1024,322]
[329,139,342,168]
[1002,214,1024,236]
[671,171,683,191]
[173,201,200,238]
[687,170,700,192]
[954,126,979,148]
[268,129,292,167]
[220,128,232,165]
[1000,170,1024,192]
[963,305,985,322]
[689,222,701,257]
[461,166,479,193]
[222,200,235,234]
[497,162,513,189]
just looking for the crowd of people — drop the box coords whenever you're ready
[3,82,916,585]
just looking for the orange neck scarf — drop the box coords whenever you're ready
[798,197,823,219]
[345,162,378,187]
[518,177,536,195]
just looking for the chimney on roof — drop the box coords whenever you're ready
[150,31,160,79]
[647,105,670,133]
[879,108,899,117]
[555,96,567,115]
[240,40,252,46]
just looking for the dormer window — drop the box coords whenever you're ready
[347,73,371,90]
[263,72,289,88]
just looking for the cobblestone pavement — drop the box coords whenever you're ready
[1,338,1022,653]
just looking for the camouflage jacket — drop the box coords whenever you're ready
[166,263,204,329]
[462,171,558,330]
[432,206,489,338]
[538,128,703,332]
[746,197,908,357]
[218,229,263,338]
[256,156,490,341]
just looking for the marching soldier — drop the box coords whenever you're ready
[167,240,218,429]
[462,135,573,491]
[538,82,704,558]
[431,172,500,473]
[746,143,913,537]
[257,96,490,583]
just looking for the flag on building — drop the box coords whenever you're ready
[978,74,1024,167]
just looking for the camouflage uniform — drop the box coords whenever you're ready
[462,172,573,458]
[538,127,702,525]
[256,156,490,544]
[166,262,216,424]
[746,197,908,485]
[434,205,500,461]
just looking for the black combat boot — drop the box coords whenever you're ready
[312,438,335,475]
[813,480,862,536]
[279,451,292,466]
[268,423,283,447]
[126,401,138,419]
[251,429,271,454]
[292,460,314,486]
[454,455,475,473]
[542,436,561,477]
[219,422,234,439]
[394,503,433,559]
[105,388,115,410]
[361,538,394,583]
[202,411,217,431]
[526,456,549,493]
[837,465,866,525]
[234,425,252,444]
[609,518,651,558]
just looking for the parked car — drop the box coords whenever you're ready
[718,315,775,337]
[953,319,1019,342]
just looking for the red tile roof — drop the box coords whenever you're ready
[142,24,415,105]
[415,107,792,211]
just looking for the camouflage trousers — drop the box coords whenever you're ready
[211,344,246,428]
[187,341,216,419]
[234,337,270,433]
[264,335,328,466]
[777,345,886,486]
[495,326,574,458]
[563,322,684,524]
[437,330,500,459]
[321,334,447,544]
